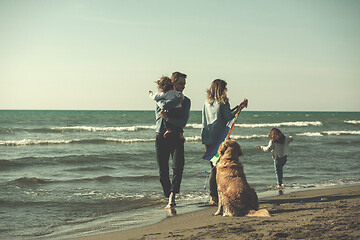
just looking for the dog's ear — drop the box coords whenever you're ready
[218,141,228,156]
[236,142,243,157]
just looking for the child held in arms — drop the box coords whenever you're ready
[149,76,185,141]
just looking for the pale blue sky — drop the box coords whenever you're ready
[1,0,359,111]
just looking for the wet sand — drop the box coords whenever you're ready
[73,185,360,240]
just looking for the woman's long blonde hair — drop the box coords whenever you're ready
[206,79,229,104]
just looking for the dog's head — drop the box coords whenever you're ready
[218,139,243,160]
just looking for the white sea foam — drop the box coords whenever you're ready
[185,136,202,142]
[296,132,323,137]
[231,134,268,139]
[186,134,269,141]
[0,135,268,146]
[52,125,155,132]
[296,130,360,137]
[0,138,154,146]
[186,121,323,129]
[185,135,269,142]
[284,178,360,190]
[3,130,358,146]
[344,120,360,125]
[104,138,154,143]
[50,121,324,132]
[236,121,323,128]
[323,130,360,136]
[186,124,203,129]
[0,139,79,146]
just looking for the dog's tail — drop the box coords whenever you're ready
[247,209,271,217]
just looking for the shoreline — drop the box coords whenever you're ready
[72,184,360,240]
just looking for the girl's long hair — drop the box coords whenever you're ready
[269,128,285,144]
[206,79,229,104]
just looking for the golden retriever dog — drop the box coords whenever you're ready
[215,140,269,217]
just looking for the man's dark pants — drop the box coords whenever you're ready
[155,133,185,198]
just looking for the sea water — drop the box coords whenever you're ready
[0,110,359,239]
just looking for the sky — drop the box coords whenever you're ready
[0,0,359,111]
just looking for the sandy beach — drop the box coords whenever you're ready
[72,185,359,240]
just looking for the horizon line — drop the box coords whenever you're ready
[1,109,359,113]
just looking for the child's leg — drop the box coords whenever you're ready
[161,116,171,138]
[274,156,287,186]
[163,128,172,138]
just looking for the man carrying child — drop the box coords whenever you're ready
[150,71,191,209]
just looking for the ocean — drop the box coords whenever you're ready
[1,110,359,239]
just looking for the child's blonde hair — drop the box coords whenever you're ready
[156,76,173,93]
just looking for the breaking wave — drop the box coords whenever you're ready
[0,139,77,146]
[296,131,360,137]
[231,134,268,140]
[52,125,155,132]
[186,121,323,129]
[0,121,324,134]
[0,138,155,146]
[344,120,360,125]
[236,121,323,128]
[2,130,359,147]
[186,124,203,129]
[1,135,269,146]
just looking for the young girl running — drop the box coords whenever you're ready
[256,128,293,189]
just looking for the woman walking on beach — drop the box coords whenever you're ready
[256,128,293,189]
[154,72,191,209]
[201,79,239,205]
